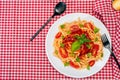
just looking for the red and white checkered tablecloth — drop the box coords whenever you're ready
[0,0,119,80]
[93,0,120,79]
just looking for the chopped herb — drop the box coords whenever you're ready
[55,50,58,54]
[86,44,91,49]
[70,52,75,57]
[67,31,71,34]
[101,53,103,57]
[87,53,92,58]
[60,24,65,29]
[94,27,99,33]
[61,35,64,39]
[79,24,84,27]
[87,65,90,70]
[95,37,98,42]
[76,57,80,62]
[60,42,65,48]
[71,41,81,52]
[64,62,70,66]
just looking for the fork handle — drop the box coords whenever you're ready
[110,50,120,70]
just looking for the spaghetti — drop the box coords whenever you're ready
[53,18,103,70]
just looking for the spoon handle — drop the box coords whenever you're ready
[30,16,53,41]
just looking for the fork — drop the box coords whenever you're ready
[101,34,120,70]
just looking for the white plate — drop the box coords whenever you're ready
[45,13,111,78]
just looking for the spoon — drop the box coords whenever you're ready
[30,2,66,41]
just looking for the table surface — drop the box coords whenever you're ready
[0,0,120,80]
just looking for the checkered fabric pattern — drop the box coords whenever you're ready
[93,0,120,80]
[0,0,119,80]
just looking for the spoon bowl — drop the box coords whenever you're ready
[54,2,66,15]
[30,2,66,41]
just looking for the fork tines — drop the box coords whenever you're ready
[101,33,110,48]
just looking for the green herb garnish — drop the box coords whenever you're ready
[87,53,92,58]
[86,44,91,49]
[74,35,81,40]
[64,62,70,66]
[87,65,90,70]
[60,24,65,29]
[76,57,80,62]
[60,42,65,48]
[94,27,99,33]
[95,37,98,42]
[79,24,84,27]
[70,53,75,57]
[67,31,71,34]
[71,41,80,52]
[61,36,64,39]
[55,50,58,54]
[71,34,91,52]
[75,34,90,42]
[80,34,91,42]
[101,53,103,57]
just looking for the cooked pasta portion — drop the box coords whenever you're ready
[53,18,103,70]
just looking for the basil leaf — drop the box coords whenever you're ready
[71,41,81,52]
[80,34,90,42]
[75,34,90,43]
[64,62,70,66]
[76,57,80,62]
[60,24,65,29]
[78,39,84,44]
[74,35,81,40]
[94,27,99,33]
[71,34,91,52]
[83,38,91,42]
[81,34,86,39]
[87,65,90,70]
